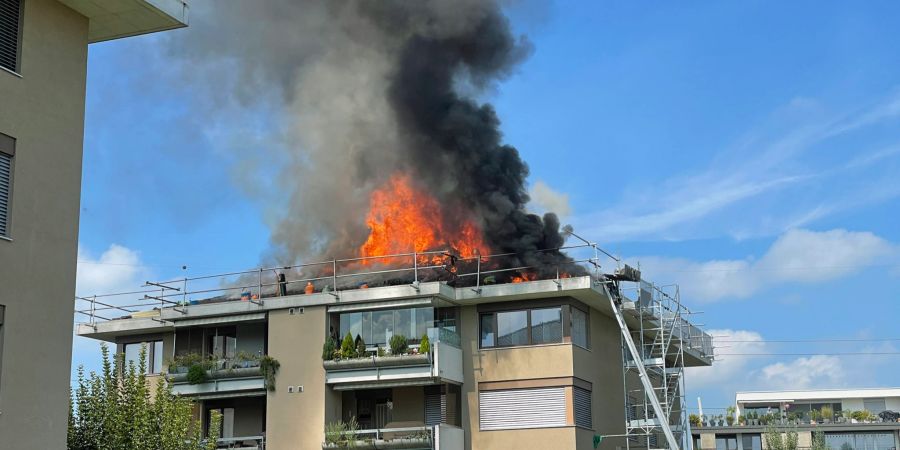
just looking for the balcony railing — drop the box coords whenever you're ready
[200,435,265,449]
[324,329,463,388]
[323,424,463,450]
[166,357,268,396]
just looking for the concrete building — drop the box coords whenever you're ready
[77,255,713,450]
[693,388,900,450]
[0,0,187,447]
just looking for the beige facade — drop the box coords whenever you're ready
[0,0,185,448]
[78,277,712,450]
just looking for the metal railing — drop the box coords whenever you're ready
[323,426,433,448]
[199,435,265,449]
[75,238,611,328]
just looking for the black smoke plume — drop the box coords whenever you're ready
[168,0,582,279]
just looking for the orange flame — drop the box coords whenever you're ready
[360,173,489,263]
[511,272,538,283]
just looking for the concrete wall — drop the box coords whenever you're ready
[460,304,580,450]
[266,307,340,448]
[391,386,425,424]
[0,0,89,447]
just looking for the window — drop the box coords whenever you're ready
[479,387,567,430]
[826,432,896,450]
[480,304,587,349]
[715,435,738,450]
[0,133,13,238]
[742,434,762,450]
[863,398,887,414]
[570,306,588,348]
[0,0,23,73]
[339,307,435,346]
[574,386,592,429]
[123,340,163,374]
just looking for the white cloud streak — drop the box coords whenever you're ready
[633,228,895,302]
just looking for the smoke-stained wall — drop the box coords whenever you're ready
[167,0,577,272]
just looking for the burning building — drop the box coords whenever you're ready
[75,1,714,449]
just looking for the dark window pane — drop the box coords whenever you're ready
[480,314,495,348]
[531,307,562,344]
[497,310,528,346]
[371,310,393,345]
[571,307,588,348]
[742,434,761,450]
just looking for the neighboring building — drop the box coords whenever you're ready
[77,263,713,450]
[0,0,187,447]
[693,388,900,450]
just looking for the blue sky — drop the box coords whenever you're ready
[73,1,900,414]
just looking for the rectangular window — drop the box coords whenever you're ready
[570,306,588,348]
[573,386,592,429]
[0,133,13,238]
[715,435,738,450]
[496,310,528,346]
[530,307,562,344]
[123,340,163,374]
[0,0,23,73]
[479,387,567,430]
[338,307,434,347]
[863,398,886,414]
[742,434,762,450]
[480,304,585,349]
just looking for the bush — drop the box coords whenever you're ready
[260,356,280,391]
[322,336,336,361]
[419,333,430,354]
[389,334,408,355]
[186,364,208,385]
[689,414,701,427]
[356,336,367,358]
[340,332,355,359]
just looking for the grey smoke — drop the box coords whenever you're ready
[168,0,580,277]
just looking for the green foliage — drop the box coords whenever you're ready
[68,343,219,450]
[356,336,367,358]
[260,356,280,391]
[810,409,821,422]
[341,332,356,359]
[851,410,875,422]
[418,333,430,354]
[322,336,336,361]
[821,405,833,421]
[325,417,359,448]
[811,430,828,450]
[186,364,208,385]
[205,410,222,450]
[389,334,408,355]
[689,414,701,427]
[377,346,386,357]
[764,426,799,450]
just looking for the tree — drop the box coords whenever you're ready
[68,343,218,450]
[764,426,798,450]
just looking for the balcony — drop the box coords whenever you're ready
[324,330,463,390]
[168,355,270,396]
[322,424,463,450]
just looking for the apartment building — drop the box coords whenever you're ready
[77,256,713,450]
[0,0,187,447]
[693,388,900,450]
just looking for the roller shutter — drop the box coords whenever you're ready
[0,151,10,237]
[574,386,592,429]
[479,387,567,430]
[0,0,22,72]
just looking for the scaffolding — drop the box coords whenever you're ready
[73,232,712,450]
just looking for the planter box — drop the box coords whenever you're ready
[323,354,431,370]
[168,366,262,383]
[322,438,431,450]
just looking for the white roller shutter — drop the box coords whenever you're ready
[479,387,567,430]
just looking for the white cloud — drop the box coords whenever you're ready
[633,228,895,302]
[528,180,571,217]
[573,93,900,242]
[76,244,148,297]
[760,355,845,390]
[687,329,766,388]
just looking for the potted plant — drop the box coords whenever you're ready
[738,415,746,426]
[748,411,758,426]
[389,334,408,355]
[701,414,709,427]
[726,406,736,426]
[821,405,833,424]
[689,414,701,428]
[810,409,821,425]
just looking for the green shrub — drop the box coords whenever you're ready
[419,333,430,354]
[356,336,367,358]
[322,336,336,361]
[340,332,355,359]
[260,356,280,391]
[389,334,408,355]
[377,346,386,357]
[186,364,208,385]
